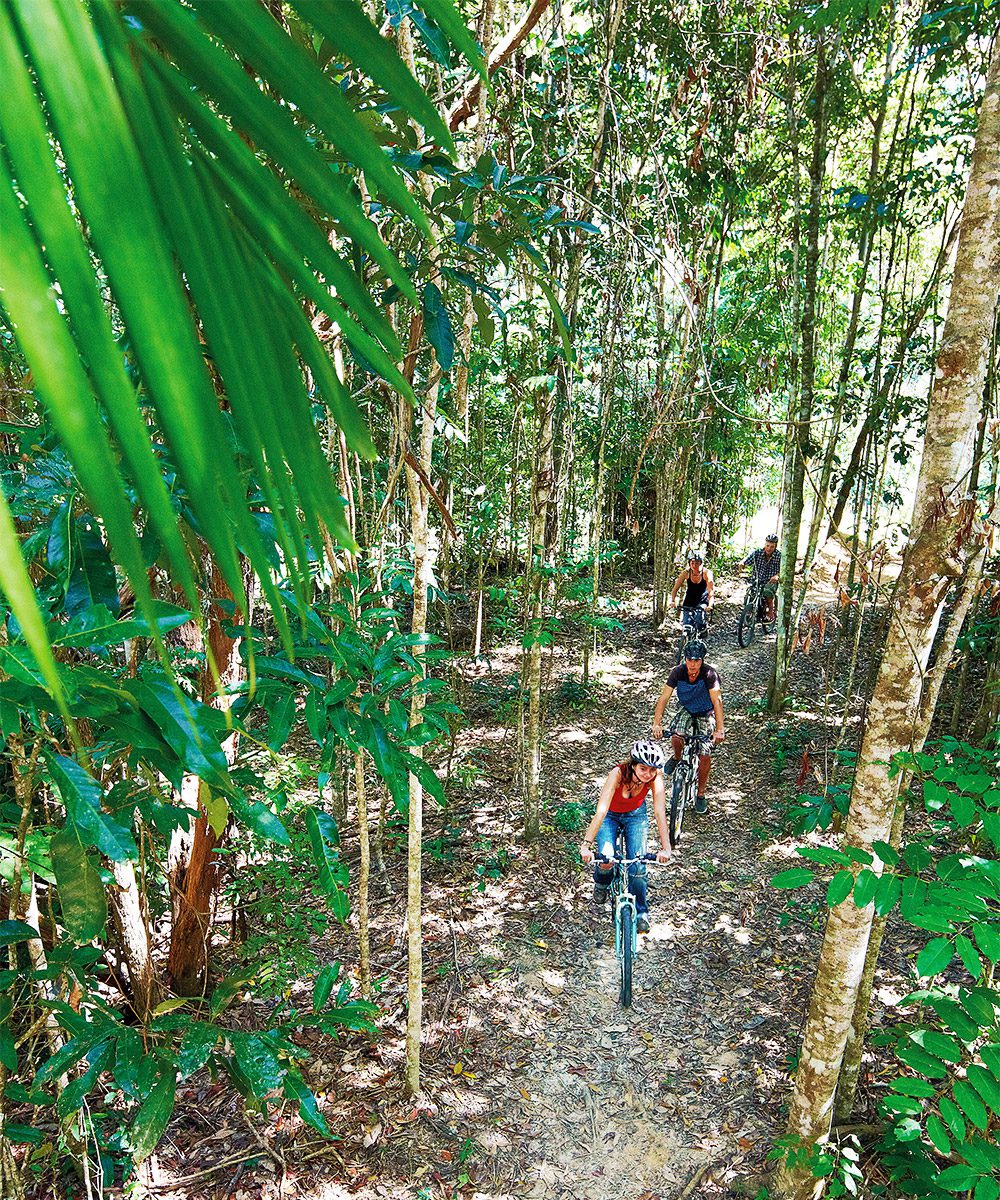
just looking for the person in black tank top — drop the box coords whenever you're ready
[669,552,714,635]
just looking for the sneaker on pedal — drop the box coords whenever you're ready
[664,758,677,776]
[593,882,609,904]
[636,915,651,934]
[695,794,708,815]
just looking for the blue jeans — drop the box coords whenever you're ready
[593,806,649,915]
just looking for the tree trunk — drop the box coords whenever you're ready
[771,35,827,712]
[775,40,1000,1196]
[167,562,245,996]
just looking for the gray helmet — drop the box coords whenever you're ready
[765,534,779,544]
[684,640,707,661]
[630,739,666,769]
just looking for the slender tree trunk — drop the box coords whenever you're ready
[775,41,1000,1196]
[834,543,987,1121]
[108,857,158,1021]
[771,35,828,712]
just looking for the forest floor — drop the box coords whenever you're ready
[150,579,882,1200]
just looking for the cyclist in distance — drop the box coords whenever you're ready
[579,741,672,934]
[742,534,781,623]
[651,640,726,815]
[669,550,713,634]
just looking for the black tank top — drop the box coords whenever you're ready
[682,575,708,607]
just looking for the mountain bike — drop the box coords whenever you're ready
[736,577,776,647]
[674,603,709,664]
[596,840,664,1008]
[667,714,715,848]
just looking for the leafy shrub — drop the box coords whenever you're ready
[552,798,589,832]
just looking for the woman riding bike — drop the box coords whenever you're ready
[670,551,713,637]
[579,741,672,934]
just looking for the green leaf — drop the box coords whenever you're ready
[228,788,290,847]
[51,830,108,943]
[313,962,341,1013]
[771,868,814,889]
[897,1042,948,1078]
[852,868,878,908]
[966,1063,1000,1114]
[47,753,137,862]
[130,680,230,788]
[129,1068,177,1162]
[305,808,349,920]
[939,1095,966,1140]
[873,873,901,916]
[227,1030,283,1099]
[925,1112,951,1154]
[177,1022,218,1080]
[53,603,193,648]
[418,0,486,78]
[797,847,851,866]
[956,934,983,979]
[0,920,41,948]
[953,1079,989,1130]
[871,840,900,866]
[422,282,455,370]
[937,1165,980,1192]
[931,996,984,1041]
[826,870,854,906]
[916,1030,962,1063]
[0,1027,17,1073]
[916,937,953,977]
[283,1068,329,1135]
[974,923,1000,963]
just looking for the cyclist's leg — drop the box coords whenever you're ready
[622,808,649,916]
[593,812,617,888]
[695,715,716,812]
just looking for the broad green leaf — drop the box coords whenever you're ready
[228,789,289,847]
[57,1041,114,1119]
[313,962,341,1013]
[931,995,984,1041]
[925,1112,951,1154]
[0,1027,17,1073]
[227,1030,283,1099]
[916,937,953,977]
[771,868,814,889]
[0,921,41,948]
[953,1079,989,1130]
[51,831,108,944]
[897,1042,948,1078]
[283,1068,329,1135]
[826,870,854,906]
[47,753,137,862]
[937,1166,980,1192]
[422,282,455,370]
[915,1029,962,1063]
[966,1063,1000,1114]
[797,846,851,866]
[939,1095,967,1140]
[53,603,193,648]
[956,934,983,979]
[418,0,486,78]
[177,1022,218,1080]
[974,922,1000,963]
[873,873,901,916]
[129,1069,177,1162]
[204,791,230,840]
[129,680,230,788]
[305,808,350,919]
[852,868,878,908]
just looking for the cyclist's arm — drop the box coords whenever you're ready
[705,571,714,609]
[652,685,675,738]
[669,571,685,606]
[581,767,619,859]
[650,773,671,859]
[710,684,725,742]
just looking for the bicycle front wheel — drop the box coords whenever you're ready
[618,906,634,1007]
[737,596,755,648]
[670,766,688,848]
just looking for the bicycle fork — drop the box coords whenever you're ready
[614,892,638,958]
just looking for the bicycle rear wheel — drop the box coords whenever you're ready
[670,766,688,848]
[618,906,634,1007]
[737,595,755,647]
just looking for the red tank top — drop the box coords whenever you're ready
[609,763,653,813]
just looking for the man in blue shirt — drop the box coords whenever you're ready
[651,640,726,815]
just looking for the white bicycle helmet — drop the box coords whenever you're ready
[630,740,666,769]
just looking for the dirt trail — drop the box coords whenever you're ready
[455,585,819,1199]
